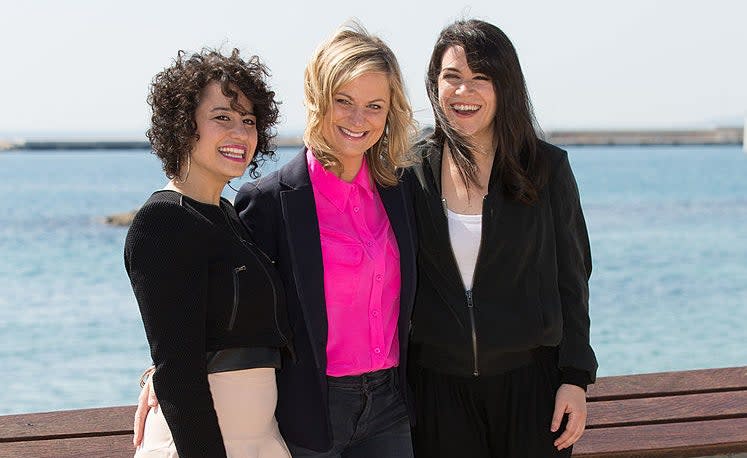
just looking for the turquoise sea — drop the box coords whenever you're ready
[1,145,745,415]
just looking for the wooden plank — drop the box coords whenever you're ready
[587,389,747,428]
[0,406,134,442]
[573,417,747,457]
[587,366,747,401]
[0,434,134,458]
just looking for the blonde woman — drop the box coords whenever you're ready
[236,24,418,457]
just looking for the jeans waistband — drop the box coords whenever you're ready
[327,367,397,390]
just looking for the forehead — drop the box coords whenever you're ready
[336,71,391,100]
[199,81,253,110]
[440,45,469,69]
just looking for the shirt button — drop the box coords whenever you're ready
[366,241,373,247]
[374,347,381,355]
[371,310,379,317]
[375,274,382,281]
[353,206,360,213]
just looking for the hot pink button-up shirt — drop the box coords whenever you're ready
[307,150,401,377]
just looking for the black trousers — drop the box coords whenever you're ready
[411,348,572,458]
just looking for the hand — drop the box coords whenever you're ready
[133,368,159,447]
[551,383,587,450]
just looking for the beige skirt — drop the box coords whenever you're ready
[134,367,290,458]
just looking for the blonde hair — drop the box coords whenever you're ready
[303,22,417,186]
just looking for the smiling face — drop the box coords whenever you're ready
[437,45,497,145]
[188,81,257,186]
[321,71,390,177]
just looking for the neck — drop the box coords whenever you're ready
[336,154,365,183]
[165,176,224,205]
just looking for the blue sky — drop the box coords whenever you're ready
[1,0,745,138]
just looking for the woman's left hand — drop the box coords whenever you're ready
[551,383,587,450]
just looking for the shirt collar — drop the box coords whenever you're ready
[306,148,375,212]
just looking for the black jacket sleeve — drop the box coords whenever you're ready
[125,201,227,458]
[549,153,598,387]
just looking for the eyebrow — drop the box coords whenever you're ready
[209,106,255,116]
[336,92,388,104]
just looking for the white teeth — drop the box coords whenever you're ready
[340,127,365,138]
[452,104,480,112]
[218,147,245,158]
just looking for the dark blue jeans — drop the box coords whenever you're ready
[287,367,413,458]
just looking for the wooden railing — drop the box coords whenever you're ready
[2,366,746,457]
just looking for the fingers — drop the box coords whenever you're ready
[550,395,565,432]
[132,380,153,447]
[552,384,588,450]
[554,411,586,450]
[147,377,159,407]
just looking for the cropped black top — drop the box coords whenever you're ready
[124,190,291,458]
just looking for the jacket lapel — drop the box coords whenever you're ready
[279,150,328,370]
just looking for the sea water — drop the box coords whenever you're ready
[0,145,745,414]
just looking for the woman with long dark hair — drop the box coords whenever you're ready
[408,19,597,457]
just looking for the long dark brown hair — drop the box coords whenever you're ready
[426,19,547,204]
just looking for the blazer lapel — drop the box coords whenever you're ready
[377,182,416,344]
[279,150,328,370]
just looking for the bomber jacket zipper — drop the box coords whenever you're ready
[250,248,293,358]
[220,206,291,355]
[442,196,487,377]
[229,265,246,330]
[465,289,479,376]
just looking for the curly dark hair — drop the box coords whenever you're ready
[146,48,280,179]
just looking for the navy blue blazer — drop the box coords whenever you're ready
[235,149,417,452]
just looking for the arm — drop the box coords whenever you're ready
[125,202,226,457]
[549,152,597,384]
[547,152,598,449]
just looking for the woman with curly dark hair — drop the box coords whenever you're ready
[124,48,291,458]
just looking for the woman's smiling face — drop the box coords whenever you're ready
[437,45,497,143]
[321,71,390,167]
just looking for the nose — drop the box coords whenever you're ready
[455,81,473,95]
[349,107,365,127]
[231,119,251,140]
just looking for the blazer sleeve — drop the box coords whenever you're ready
[548,153,598,386]
[235,179,279,260]
[124,201,227,458]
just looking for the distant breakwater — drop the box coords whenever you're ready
[0,128,743,151]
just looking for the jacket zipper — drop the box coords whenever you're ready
[250,247,290,349]
[229,265,246,330]
[465,289,480,376]
[442,196,487,377]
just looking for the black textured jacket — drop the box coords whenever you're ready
[124,190,291,458]
[408,139,597,387]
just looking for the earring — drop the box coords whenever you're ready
[175,155,191,183]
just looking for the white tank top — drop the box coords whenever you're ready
[446,208,482,289]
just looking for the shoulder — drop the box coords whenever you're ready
[537,139,568,168]
[235,171,281,213]
[125,192,200,252]
[130,191,195,230]
[412,137,440,162]
[405,137,440,183]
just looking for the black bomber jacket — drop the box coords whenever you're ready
[408,138,598,387]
